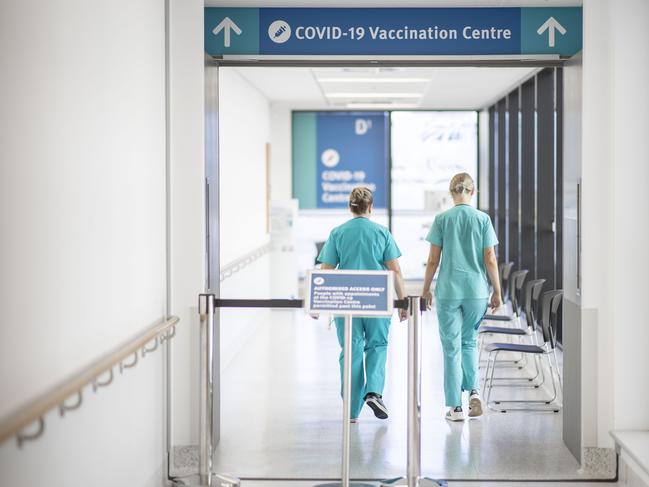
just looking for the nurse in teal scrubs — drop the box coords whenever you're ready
[422,173,502,422]
[318,187,407,422]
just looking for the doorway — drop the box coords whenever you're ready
[197,59,588,482]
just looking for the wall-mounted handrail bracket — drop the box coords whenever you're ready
[160,325,176,343]
[92,367,114,392]
[141,335,159,357]
[16,417,45,448]
[119,351,139,373]
[220,242,272,283]
[59,391,83,417]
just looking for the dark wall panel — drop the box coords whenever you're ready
[520,78,536,278]
[556,68,564,343]
[497,99,507,263]
[488,106,496,225]
[556,68,564,290]
[537,68,556,290]
[508,89,520,270]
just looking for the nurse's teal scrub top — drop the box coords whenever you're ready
[318,217,401,270]
[426,204,498,300]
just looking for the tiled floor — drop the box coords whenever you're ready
[173,292,615,482]
[241,483,617,487]
[241,480,618,487]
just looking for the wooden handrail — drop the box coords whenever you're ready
[0,315,180,446]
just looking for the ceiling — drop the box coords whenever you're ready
[230,66,538,109]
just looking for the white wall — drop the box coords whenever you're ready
[581,0,614,449]
[608,0,649,432]
[581,0,649,450]
[218,68,272,369]
[219,68,271,264]
[168,0,205,447]
[0,0,168,485]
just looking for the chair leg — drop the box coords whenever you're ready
[552,348,563,391]
[492,353,562,410]
[486,351,502,411]
[483,351,496,393]
[482,350,493,388]
[481,335,543,387]
[478,336,485,367]
[544,354,559,403]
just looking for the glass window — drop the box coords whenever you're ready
[391,111,478,279]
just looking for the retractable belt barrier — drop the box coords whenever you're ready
[213,298,409,310]
[175,288,445,487]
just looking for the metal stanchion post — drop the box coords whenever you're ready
[174,295,239,487]
[200,294,214,484]
[382,297,447,487]
[317,314,374,487]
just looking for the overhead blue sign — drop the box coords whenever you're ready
[315,112,388,209]
[205,7,582,57]
[306,270,394,316]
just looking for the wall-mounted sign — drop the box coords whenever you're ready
[306,270,394,316]
[292,111,389,210]
[205,7,582,57]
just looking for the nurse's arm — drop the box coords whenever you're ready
[422,245,441,299]
[484,246,503,310]
[384,259,406,301]
[385,259,407,321]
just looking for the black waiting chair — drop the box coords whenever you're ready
[478,277,546,383]
[478,270,529,346]
[481,269,528,325]
[483,261,515,321]
[482,289,564,412]
[500,261,515,304]
[314,241,325,265]
[479,273,537,368]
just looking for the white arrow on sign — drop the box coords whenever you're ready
[212,17,242,48]
[537,16,567,48]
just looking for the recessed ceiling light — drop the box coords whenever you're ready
[318,77,429,83]
[345,103,420,109]
[325,92,422,98]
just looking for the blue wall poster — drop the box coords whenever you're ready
[292,111,389,210]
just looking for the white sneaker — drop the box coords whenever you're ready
[446,407,465,422]
[469,391,483,418]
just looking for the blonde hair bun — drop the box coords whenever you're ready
[349,187,373,214]
[449,172,475,195]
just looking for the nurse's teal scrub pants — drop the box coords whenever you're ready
[436,298,488,408]
[334,316,391,419]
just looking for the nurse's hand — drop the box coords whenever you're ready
[399,308,408,322]
[489,292,503,312]
[423,291,433,311]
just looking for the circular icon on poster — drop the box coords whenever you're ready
[268,20,291,44]
[321,148,340,168]
[314,277,325,285]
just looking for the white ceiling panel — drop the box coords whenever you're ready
[233,67,325,103]
[231,66,537,109]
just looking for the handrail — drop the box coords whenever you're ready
[0,315,180,447]
[220,242,272,282]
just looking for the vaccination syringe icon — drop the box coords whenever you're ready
[273,25,287,39]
